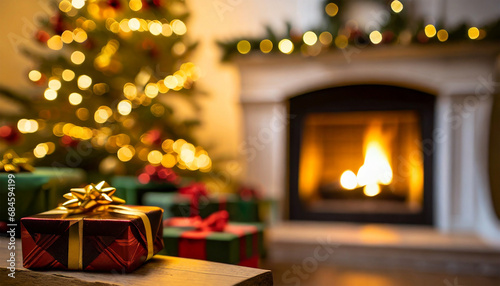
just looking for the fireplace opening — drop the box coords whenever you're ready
[288,85,435,224]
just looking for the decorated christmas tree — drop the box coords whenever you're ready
[0,0,212,179]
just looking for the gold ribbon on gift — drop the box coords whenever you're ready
[43,181,154,270]
[0,150,34,173]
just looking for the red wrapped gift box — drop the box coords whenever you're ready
[21,181,164,272]
[162,211,263,267]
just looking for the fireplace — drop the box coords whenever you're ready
[236,43,500,243]
[288,85,434,224]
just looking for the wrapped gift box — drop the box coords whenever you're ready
[161,211,264,267]
[21,182,164,272]
[167,195,278,224]
[112,176,177,205]
[0,167,85,222]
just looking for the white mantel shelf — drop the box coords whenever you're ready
[235,42,500,103]
[236,41,500,245]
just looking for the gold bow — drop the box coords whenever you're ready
[0,150,34,173]
[62,181,125,214]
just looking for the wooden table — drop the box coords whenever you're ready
[0,237,273,285]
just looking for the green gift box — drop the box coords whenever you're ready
[161,215,264,267]
[168,195,278,223]
[0,167,85,221]
[111,176,177,205]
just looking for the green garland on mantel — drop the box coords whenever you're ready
[218,0,500,61]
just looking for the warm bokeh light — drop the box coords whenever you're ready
[71,51,85,65]
[260,39,273,53]
[117,100,132,115]
[77,75,92,89]
[325,3,339,17]
[44,89,58,101]
[47,35,63,50]
[437,29,448,42]
[148,150,163,165]
[171,20,187,35]
[68,92,83,105]
[71,0,85,9]
[161,153,177,168]
[149,21,163,36]
[319,32,333,45]
[62,69,75,81]
[94,106,112,123]
[76,108,89,121]
[369,31,383,44]
[340,170,357,190]
[73,29,87,43]
[117,145,135,162]
[61,30,74,44]
[129,0,142,11]
[172,42,186,56]
[28,70,42,82]
[59,0,72,12]
[237,40,251,54]
[144,83,158,98]
[278,39,294,54]
[164,76,178,89]
[161,23,173,37]
[468,27,480,39]
[303,31,318,46]
[424,24,436,38]
[390,0,403,13]
[48,79,62,90]
[364,184,381,197]
[34,143,49,158]
[335,35,348,48]
[128,18,141,31]
[17,119,39,133]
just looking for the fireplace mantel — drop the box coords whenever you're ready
[236,42,500,244]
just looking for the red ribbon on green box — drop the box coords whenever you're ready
[163,210,262,267]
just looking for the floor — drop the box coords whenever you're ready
[264,262,500,286]
[263,222,500,285]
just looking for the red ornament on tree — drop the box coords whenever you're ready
[138,164,179,184]
[60,135,80,147]
[0,125,21,143]
[107,0,121,10]
[141,39,160,58]
[51,14,66,35]
[142,129,162,146]
[35,30,50,43]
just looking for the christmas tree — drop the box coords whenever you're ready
[0,0,212,179]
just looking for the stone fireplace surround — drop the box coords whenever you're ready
[236,43,500,245]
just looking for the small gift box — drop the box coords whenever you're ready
[21,181,164,272]
[112,165,178,205]
[162,210,264,267]
[0,150,85,222]
[164,183,278,224]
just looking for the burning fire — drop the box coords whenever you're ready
[340,123,393,197]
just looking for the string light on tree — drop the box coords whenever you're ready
[390,0,403,13]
